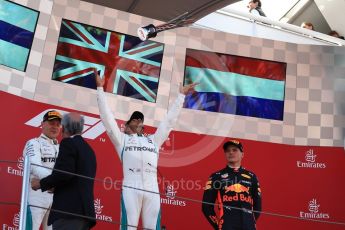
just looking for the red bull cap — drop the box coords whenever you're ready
[223,140,243,152]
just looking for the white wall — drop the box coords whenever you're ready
[195,11,335,45]
[314,0,345,37]
[289,0,331,34]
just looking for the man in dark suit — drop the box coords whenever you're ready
[32,112,97,230]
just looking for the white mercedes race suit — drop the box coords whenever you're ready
[23,134,59,230]
[97,87,185,230]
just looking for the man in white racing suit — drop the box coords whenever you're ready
[95,70,196,230]
[23,110,62,230]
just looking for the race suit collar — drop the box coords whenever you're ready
[226,165,243,173]
[128,133,143,137]
[40,133,58,145]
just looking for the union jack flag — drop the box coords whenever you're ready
[52,19,164,102]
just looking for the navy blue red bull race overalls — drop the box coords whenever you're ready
[202,166,262,230]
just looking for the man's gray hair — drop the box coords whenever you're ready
[61,113,84,135]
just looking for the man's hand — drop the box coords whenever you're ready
[31,178,41,191]
[179,82,199,95]
[93,68,105,88]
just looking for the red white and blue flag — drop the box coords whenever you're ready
[53,19,164,102]
[183,49,286,120]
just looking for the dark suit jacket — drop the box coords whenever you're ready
[40,135,97,227]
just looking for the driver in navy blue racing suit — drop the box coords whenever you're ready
[202,140,262,230]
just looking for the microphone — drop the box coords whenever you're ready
[137,24,157,41]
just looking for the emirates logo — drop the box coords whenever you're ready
[297,149,326,169]
[94,199,103,215]
[161,185,186,207]
[13,213,20,227]
[94,198,113,222]
[308,199,319,213]
[7,157,24,177]
[305,149,316,163]
[165,185,177,199]
[299,198,329,219]
[17,157,24,170]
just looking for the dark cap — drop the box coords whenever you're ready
[43,110,62,122]
[127,111,144,124]
[223,140,243,152]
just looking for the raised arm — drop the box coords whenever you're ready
[153,83,198,148]
[95,69,124,155]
